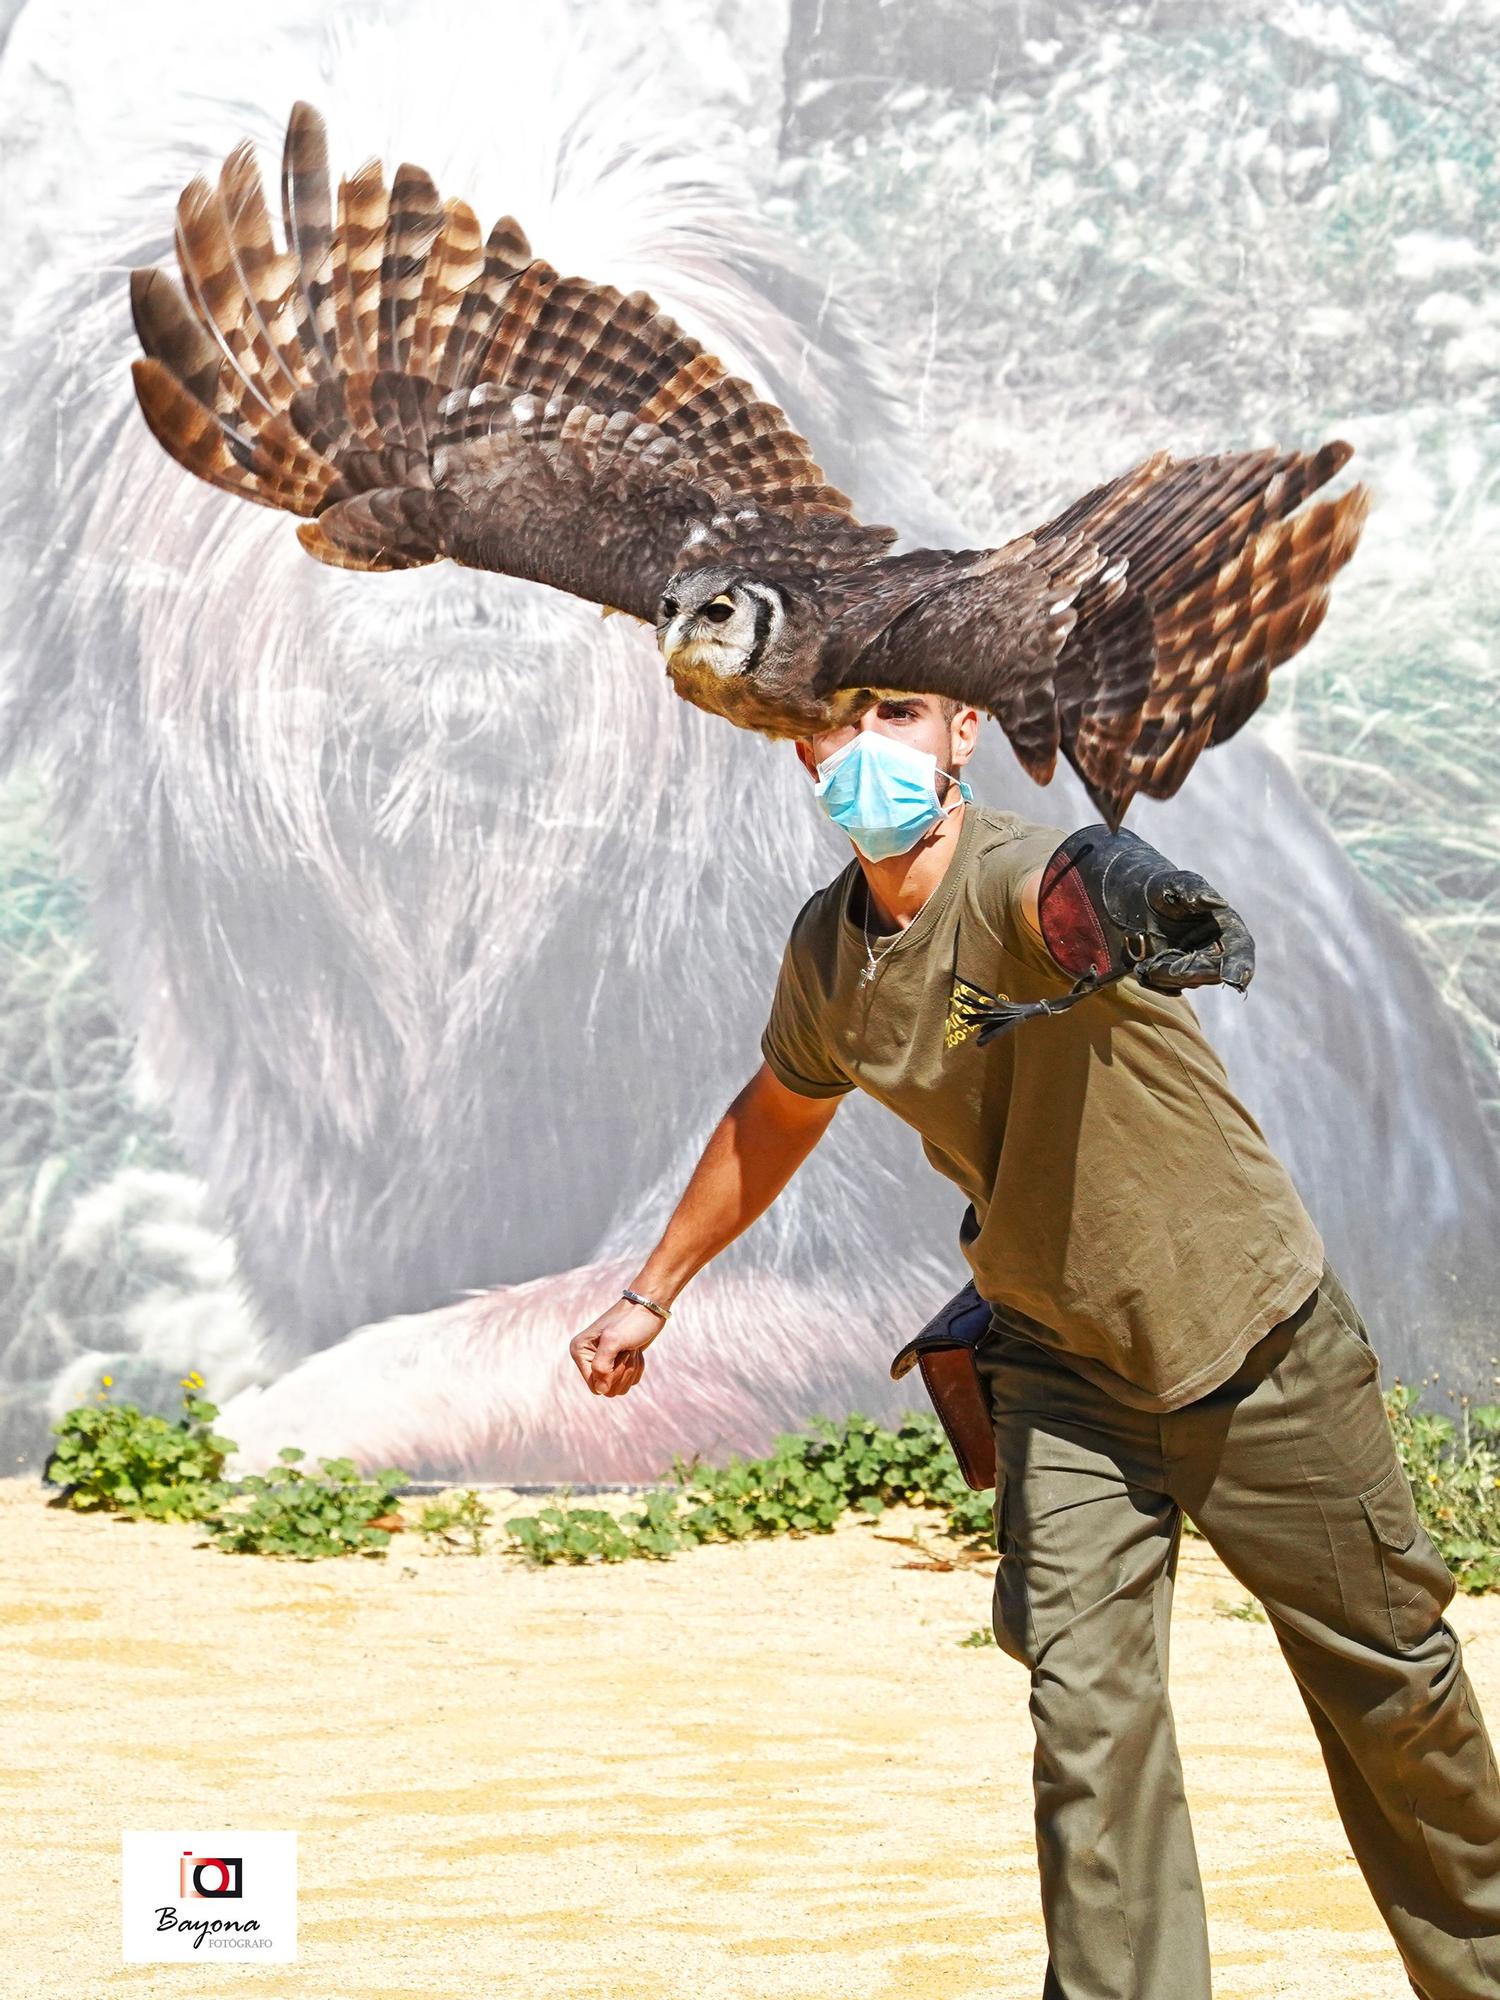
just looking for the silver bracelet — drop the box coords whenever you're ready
[621,1287,672,1321]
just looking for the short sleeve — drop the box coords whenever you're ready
[759,927,854,1100]
[986,824,1070,982]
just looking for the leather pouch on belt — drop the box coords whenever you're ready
[888,1280,997,1492]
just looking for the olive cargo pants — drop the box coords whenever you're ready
[974,1263,1500,1999]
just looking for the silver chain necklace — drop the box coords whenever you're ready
[854,783,963,986]
[859,878,939,987]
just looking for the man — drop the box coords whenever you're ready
[570,691,1500,1999]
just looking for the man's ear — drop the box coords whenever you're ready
[793,739,818,778]
[950,705,982,770]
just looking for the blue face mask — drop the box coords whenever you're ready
[812,731,973,863]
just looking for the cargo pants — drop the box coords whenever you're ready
[973,1262,1500,1999]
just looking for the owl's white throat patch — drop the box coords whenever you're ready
[663,620,749,682]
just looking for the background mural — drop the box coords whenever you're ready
[1,0,1495,1482]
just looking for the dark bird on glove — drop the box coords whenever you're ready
[129,101,1371,829]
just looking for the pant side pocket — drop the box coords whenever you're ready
[1358,1462,1456,1646]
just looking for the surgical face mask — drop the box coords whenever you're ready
[812,730,973,863]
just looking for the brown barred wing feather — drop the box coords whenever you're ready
[129,99,870,613]
[818,443,1369,828]
[1110,462,1371,821]
[814,537,1101,783]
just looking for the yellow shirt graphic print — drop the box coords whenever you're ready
[945,974,1008,1049]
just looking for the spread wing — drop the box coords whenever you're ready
[816,445,1371,828]
[129,101,891,622]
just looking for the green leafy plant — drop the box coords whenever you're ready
[506,1498,658,1566]
[414,1487,495,1555]
[197,1450,410,1561]
[1385,1388,1500,1595]
[44,1371,234,1521]
[663,1410,994,1545]
[503,1410,994,1567]
[502,1387,1500,1594]
[41,1370,1500,1592]
[958,1627,997,1648]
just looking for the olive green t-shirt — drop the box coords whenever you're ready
[760,801,1325,1411]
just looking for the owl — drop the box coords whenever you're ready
[130,101,1370,829]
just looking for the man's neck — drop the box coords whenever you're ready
[857,801,968,934]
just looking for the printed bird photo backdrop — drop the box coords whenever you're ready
[1,0,1495,1482]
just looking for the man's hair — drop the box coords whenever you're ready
[936,695,965,723]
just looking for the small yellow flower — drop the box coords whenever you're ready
[102,1375,113,1387]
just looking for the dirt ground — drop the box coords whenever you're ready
[4,1474,1497,2000]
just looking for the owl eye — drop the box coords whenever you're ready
[659,596,679,620]
[701,596,736,625]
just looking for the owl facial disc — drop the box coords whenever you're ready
[657,570,786,687]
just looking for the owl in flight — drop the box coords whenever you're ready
[131,102,1369,829]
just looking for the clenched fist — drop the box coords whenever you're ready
[570,1295,667,1397]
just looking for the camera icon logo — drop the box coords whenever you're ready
[179,1852,243,1899]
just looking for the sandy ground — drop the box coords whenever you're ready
[4,1475,1498,2000]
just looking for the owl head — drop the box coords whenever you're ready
[655,565,793,683]
[653,564,832,733]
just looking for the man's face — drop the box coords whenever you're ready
[793,693,974,784]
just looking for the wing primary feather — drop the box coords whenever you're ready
[215,139,305,402]
[130,356,280,508]
[408,197,484,384]
[280,99,338,374]
[129,268,221,409]
[331,157,389,379]
[378,162,445,375]
[173,174,275,420]
[439,215,534,388]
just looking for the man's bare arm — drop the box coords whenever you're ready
[570,1062,843,1397]
[1018,867,1045,946]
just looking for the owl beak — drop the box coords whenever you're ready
[661,607,748,683]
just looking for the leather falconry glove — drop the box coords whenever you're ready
[965,825,1256,1041]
